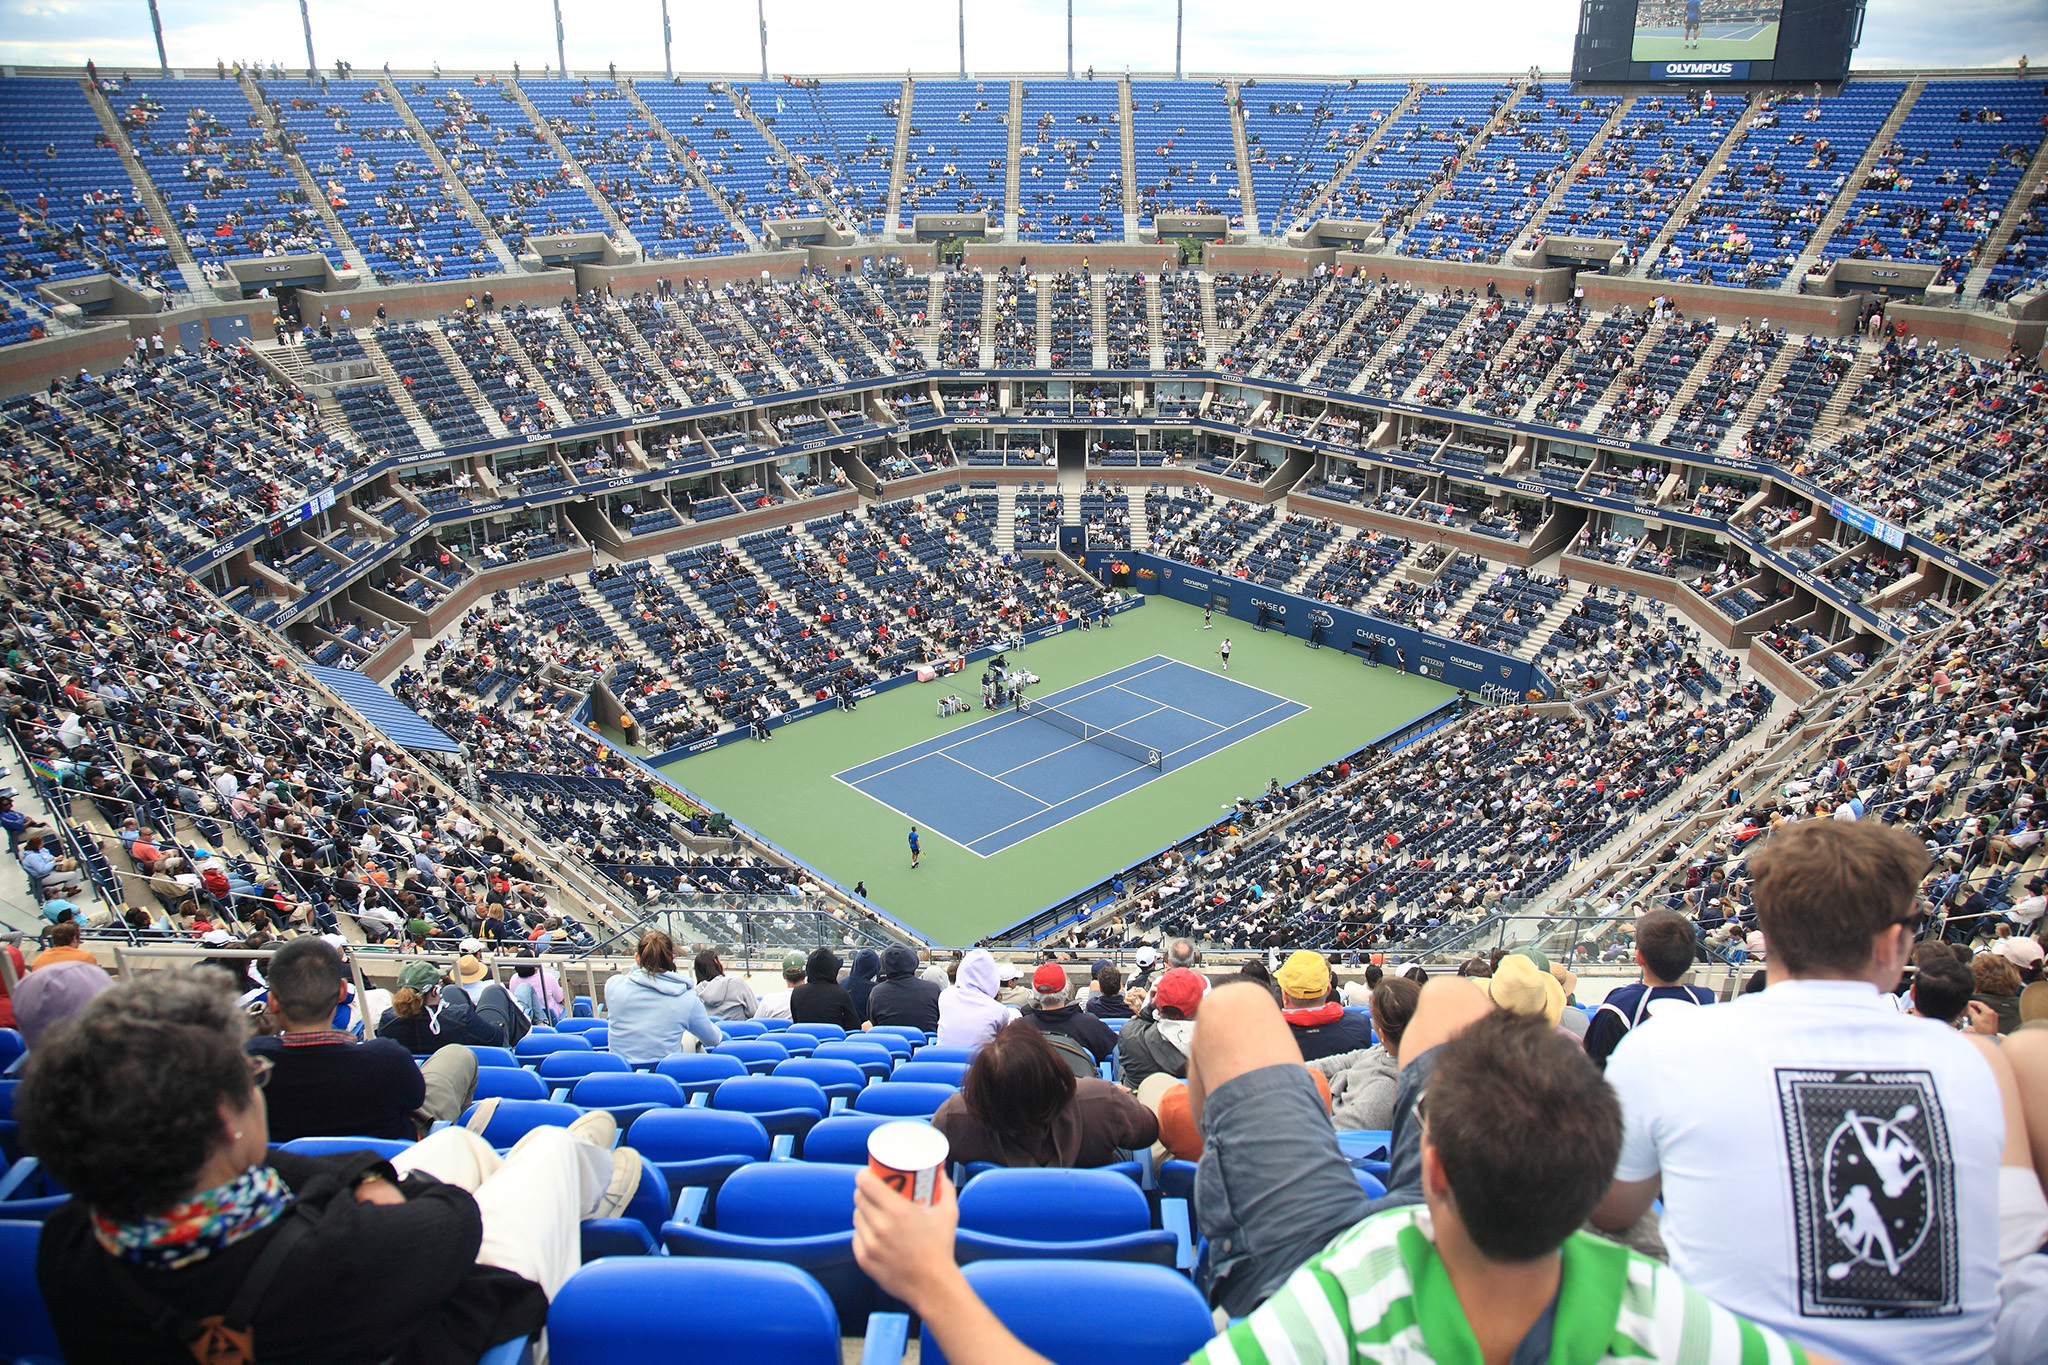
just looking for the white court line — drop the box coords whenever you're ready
[968,758,1165,849]
[940,750,1053,809]
[829,772,995,860]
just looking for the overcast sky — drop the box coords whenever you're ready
[2,0,2043,77]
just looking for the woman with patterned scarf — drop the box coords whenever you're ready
[16,968,644,1364]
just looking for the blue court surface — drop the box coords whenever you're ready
[835,656,1309,857]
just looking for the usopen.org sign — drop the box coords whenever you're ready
[1655,60,1750,79]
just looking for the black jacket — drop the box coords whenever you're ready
[866,943,943,1032]
[791,948,862,1028]
[39,1149,545,1365]
[375,987,504,1053]
[1023,1002,1120,1063]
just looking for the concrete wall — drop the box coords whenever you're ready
[1574,275,1865,335]
[573,251,812,295]
[293,271,577,330]
[1337,252,1577,304]
[963,242,1184,273]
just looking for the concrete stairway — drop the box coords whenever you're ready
[885,79,914,232]
[1784,78,1925,290]
[1506,94,1638,256]
[504,78,642,254]
[1633,102,1756,278]
[1964,133,2048,299]
[1647,327,1734,444]
[1005,81,1025,235]
[1293,83,1424,229]
[376,76,520,270]
[621,81,761,249]
[236,72,375,275]
[1226,81,1258,233]
[1117,77,1140,241]
[79,78,210,293]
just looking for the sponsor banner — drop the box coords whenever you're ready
[1655,60,1750,79]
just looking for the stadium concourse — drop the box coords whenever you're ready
[0,50,2046,1365]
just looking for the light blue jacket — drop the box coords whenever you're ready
[603,968,723,1063]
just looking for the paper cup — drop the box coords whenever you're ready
[866,1120,950,1205]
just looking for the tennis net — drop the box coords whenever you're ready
[1015,696,1164,770]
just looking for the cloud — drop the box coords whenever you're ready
[0,0,2035,75]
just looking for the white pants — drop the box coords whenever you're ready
[392,1125,613,1299]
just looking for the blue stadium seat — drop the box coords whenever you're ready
[457,1099,586,1148]
[569,1073,686,1132]
[711,1076,829,1151]
[554,1018,608,1035]
[773,1057,868,1107]
[852,1083,954,1119]
[577,1217,657,1260]
[0,1219,61,1365]
[719,1020,770,1039]
[661,1162,886,1329]
[798,1113,896,1165]
[627,1108,770,1199]
[549,1257,842,1365]
[0,1033,23,1076]
[783,1022,848,1044]
[953,1168,1177,1267]
[921,1260,1214,1364]
[472,1068,551,1103]
[515,1034,594,1061]
[0,1159,68,1223]
[810,1041,894,1081]
[888,1061,968,1087]
[279,1136,417,1160]
[866,1026,930,1044]
[911,1045,975,1065]
[468,1046,521,1069]
[654,1053,750,1102]
[755,1018,792,1032]
[538,1052,632,1092]
[712,1039,794,1075]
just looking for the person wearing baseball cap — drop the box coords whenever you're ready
[373,958,505,1052]
[1275,950,1373,1060]
[11,959,112,1048]
[755,951,810,1022]
[1115,966,1206,1089]
[1019,961,1118,1066]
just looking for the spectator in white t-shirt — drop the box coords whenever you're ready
[754,952,807,1022]
[1593,819,2046,1365]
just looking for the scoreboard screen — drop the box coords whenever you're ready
[1574,0,1863,84]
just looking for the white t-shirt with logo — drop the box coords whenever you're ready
[1606,979,2001,1365]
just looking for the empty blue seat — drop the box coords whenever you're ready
[569,1073,686,1131]
[550,1257,841,1365]
[0,1160,68,1223]
[554,1018,608,1034]
[654,1053,750,1101]
[711,1076,829,1149]
[515,1033,593,1061]
[457,1099,585,1148]
[472,1068,550,1103]
[712,1039,793,1075]
[867,1025,930,1043]
[853,1082,954,1119]
[860,1032,915,1059]
[755,1018,791,1032]
[0,1032,23,1076]
[719,1019,769,1039]
[783,1022,847,1043]
[921,1260,1214,1365]
[889,1061,968,1087]
[772,1057,868,1106]
[0,1219,60,1365]
[661,1162,884,1329]
[538,1052,632,1089]
[798,1113,896,1165]
[912,1045,975,1065]
[468,1045,521,1069]
[811,1041,894,1081]
[954,1168,1177,1267]
[279,1136,416,1160]
[627,1107,770,1197]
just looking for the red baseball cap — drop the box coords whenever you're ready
[1153,967,1205,1018]
[1031,962,1069,993]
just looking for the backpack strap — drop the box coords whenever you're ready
[100,1199,322,1365]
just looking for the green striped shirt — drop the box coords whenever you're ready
[1192,1207,1809,1365]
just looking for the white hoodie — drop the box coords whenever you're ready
[937,948,1018,1050]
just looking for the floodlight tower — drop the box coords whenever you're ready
[758,0,769,80]
[662,0,674,77]
[298,0,317,76]
[1175,0,1183,80]
[145,0,170,75]
[1066,0,1074,79]
[958,0,966,79]
[553,0,567,75]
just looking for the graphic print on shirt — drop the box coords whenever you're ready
[1776,1068,1960,1320]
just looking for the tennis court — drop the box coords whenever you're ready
[834,656,1308,856]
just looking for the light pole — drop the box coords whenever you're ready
[1175,0,1183,80]
[298,0,316,77]
[757,0,769,80]
[661,0,673,77]
[145,0,169,75]
[1066,0,1073,79]
[958,0,966,79]
[552,0,566,75]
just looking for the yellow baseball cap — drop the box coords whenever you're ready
[1275,951,1331,1000]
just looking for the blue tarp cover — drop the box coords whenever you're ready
[307,665,462,753]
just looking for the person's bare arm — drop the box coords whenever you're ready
[851,1168,1050,1365]
[1395,977,1493,1070]
[1591,1174,1661,1232]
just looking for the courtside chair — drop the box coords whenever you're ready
[549,1257,843,1365]
[915,1260,1214,1365]
[471,1068,550,1103]
[660,1162,888,1330]
[852,1082,955,1120]
[889,1060,968,1087]
[709,1075,829,1155]
[627,1107,770,1212]
[772,1057,868,1110]
[655,1052,749,1103]
[568,1073,687,1133]
[0,1219,62,1365]
[798,1113,895,1165]
[954,1168,1182,1269]
[514,1033,592,1062]
[712,1038,793,1074]
[811,1041,894,1082]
